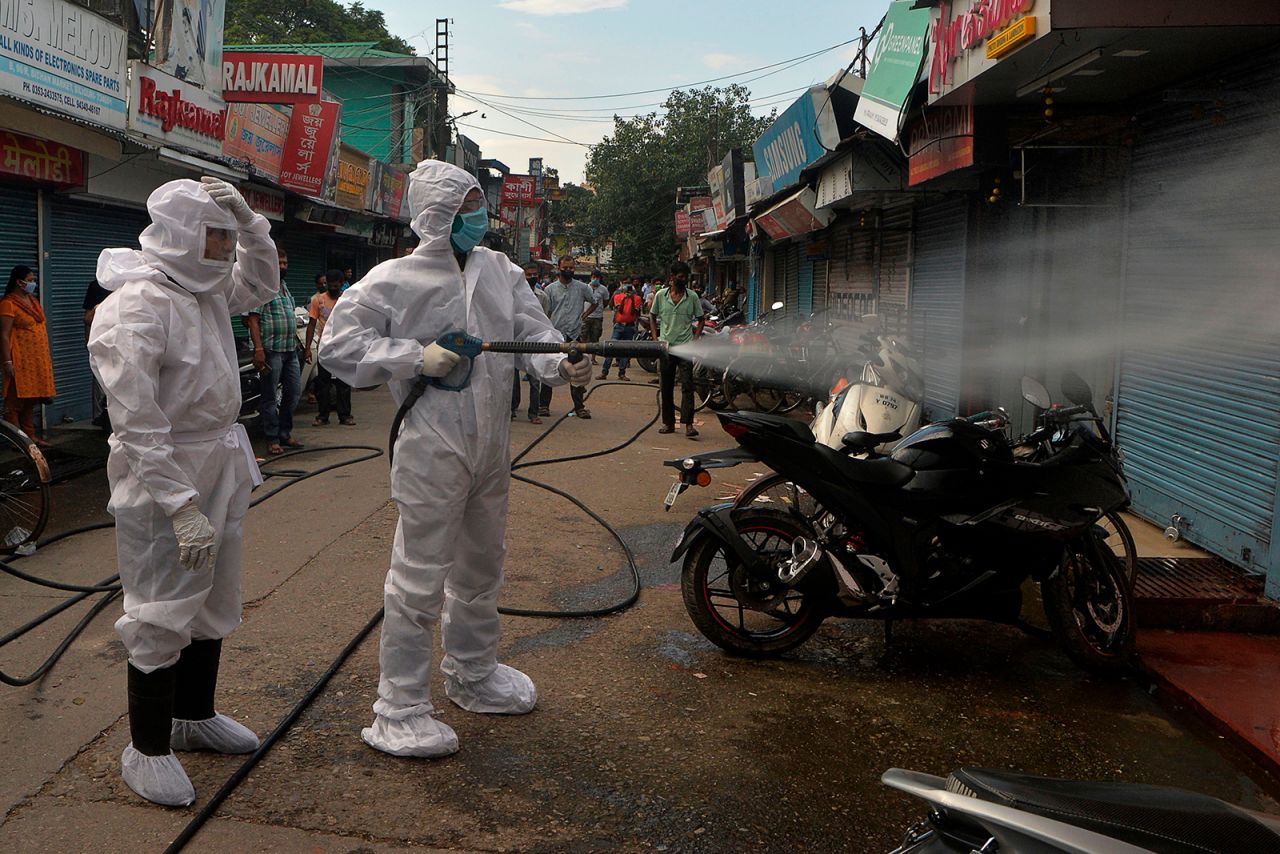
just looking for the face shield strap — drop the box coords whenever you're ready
[198,222,238,269]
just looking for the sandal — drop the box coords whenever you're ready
[283,439,304,449]
[528,415,543,425]
[313,417,330,427]
[267,443,285,456]
[339,416,357,426]
[685,426,699,438]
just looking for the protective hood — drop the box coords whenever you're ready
[138,179,239,294]
[407,160,482,252]
[95,247,170,292]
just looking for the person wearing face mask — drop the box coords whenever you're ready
[88,177,280,806]
[320,160,590,759]
[581,270,609,365]
[0,265,55,446]
[306,269,354,426]
[539,257,596,418]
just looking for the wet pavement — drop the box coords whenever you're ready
[1,383,1277,852]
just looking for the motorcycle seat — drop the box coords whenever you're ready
[827,451,913,487]
[841,430,902,452]
[947,768,1280,854]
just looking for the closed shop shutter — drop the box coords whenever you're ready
[797,250,814,316]
[784,243,800,314]
[45,197,150,424]
[1115,60,1280,582]
[878,201,913,332]
[811,255,828,314]
[826,216,875,320]
[909,196,968,421]
[0,186,38,275]
[273,228,329,309]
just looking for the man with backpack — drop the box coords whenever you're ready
[598,279,644,381]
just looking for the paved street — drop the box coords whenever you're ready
[1,381,1276,852]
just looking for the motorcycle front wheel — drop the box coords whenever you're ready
[681,509,827,657]
[1041,535,1135,676]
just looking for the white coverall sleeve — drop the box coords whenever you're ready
[512,268,567,386]
[88,292,198,516]
[320,289,425,387]
[225,213,281,316]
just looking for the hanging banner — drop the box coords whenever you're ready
[278,99,340,197]
[128,61,228,157]
[0,0,128,131]
[154,0,227,92]
[853,0,932,142]
[335,144,371,211]
[222,103,290,178]
[0,130,85,185]
[221,52,323,104]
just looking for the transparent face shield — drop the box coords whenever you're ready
[199,224,238,269]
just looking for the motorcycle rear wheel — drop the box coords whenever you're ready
[681,509,827,657]
[1041,536,1135,676]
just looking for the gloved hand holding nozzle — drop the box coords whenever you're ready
[420,341,462,377]
[558,354,593,386]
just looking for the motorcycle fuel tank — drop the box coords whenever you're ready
[890,420,1012,499]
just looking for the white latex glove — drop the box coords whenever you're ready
[419,342,462,377]
[558,356,592,387]
[171,501,217,572]
[200,176,255,225]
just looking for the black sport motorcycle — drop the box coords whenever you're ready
[664,376,1135,674]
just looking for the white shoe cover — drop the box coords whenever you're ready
[362,711,459,758]
[121,744,196,807]
[444,664,537,714]
[171,714,260,754]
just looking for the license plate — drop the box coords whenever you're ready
[664,480,684,508]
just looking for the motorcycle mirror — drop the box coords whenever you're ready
[771,301,784,311]
[1021,376,1051,410]
[1061,370,1094,407]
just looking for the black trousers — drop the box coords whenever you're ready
[315,363,351,419]
[540,381,586,412]
[659,354,694,427]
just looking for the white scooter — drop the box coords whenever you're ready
[811,332,923,454]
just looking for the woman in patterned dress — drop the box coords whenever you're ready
[0,265,56,446]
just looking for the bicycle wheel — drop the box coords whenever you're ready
[692,363,726,412]
[0,421,50,554]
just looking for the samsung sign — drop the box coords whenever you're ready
[751,86,841,197]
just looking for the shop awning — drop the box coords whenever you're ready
[753,186,831,241]
[158,147,248,182]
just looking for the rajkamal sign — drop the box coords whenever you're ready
[0,129,84,185]
[222,52,323,104]
[128,62,228,157]
[154,0,226,92]
[0,0,128,130]
[853,0,931,143]
[278,98,341,197]
[929,0,1052,101]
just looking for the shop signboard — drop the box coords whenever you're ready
[750,87,839,196]
[501,174,542,207]
[278,98,341,197]
[707,164,727,229]
[675,210,691,237]
[243,184,284,221]
[815,143,905,208]
[929,0,1052,101]
[906,104,974,185]
[222,52,323,104]
[335,144,371,211]
[380,168,405,220]
[0,0,128,130]
[755,187,831,241]
[223,102,290,178]
[718,148,748,222]
[128,61,228,157]
[853,0,932,142]
[0,129,84,185]
[154,0,226,92]
[365,157,384,213]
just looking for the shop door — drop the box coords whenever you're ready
[909,196,967,421]
[45,197,150,424]
[1115,77,1280,590]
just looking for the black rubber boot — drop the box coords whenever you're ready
[173,637,221,722]
[127,662,176,756]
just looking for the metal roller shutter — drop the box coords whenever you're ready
[826,216,875,320]
[0,187,38,277]
[1115,59,1280,587]
[783,244,799,314]
[878,201,913,332]
[273,228,329,308]
[910,196,967,421]
[811,255,828,314]
[45,197,150,424]
[798,250,814,316]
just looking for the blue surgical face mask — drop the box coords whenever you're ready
[450,208,489,254]
[22,280,36,294]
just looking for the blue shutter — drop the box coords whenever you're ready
[0,187,38,278]
[797,250,814,317]
[273,228,329,310]
[1115,67,1280,591]
[910,196,968,421]
[44,197,150,424]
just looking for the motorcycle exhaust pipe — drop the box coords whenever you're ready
[779,537,823,585]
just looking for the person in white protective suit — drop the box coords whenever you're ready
[88,178,280,806]
[321,160,593,758]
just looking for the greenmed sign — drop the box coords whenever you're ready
[854,0,932,142]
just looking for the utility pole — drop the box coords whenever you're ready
[434,19,451,160]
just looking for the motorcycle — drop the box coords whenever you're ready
[882,766,1280,853]
[664,375,1135,675]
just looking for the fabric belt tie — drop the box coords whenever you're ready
[170,423,263,487]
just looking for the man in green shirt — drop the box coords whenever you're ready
[650,260,704,437]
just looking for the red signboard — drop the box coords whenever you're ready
[381,169,406,220]
[0,130,84,186]
[501,174,542,207]
[222,53,324,105]
[675,210,691,237]
[906,105,975,185]
[278,100,341,197]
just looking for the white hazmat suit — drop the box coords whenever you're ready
[89,178,280,805]
[321,160,582,757]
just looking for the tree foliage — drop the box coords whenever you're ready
[546,183,599,252]
[224,0,415,54]
[583,85,773,274]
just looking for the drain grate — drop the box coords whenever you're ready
[1135,557,1264,602]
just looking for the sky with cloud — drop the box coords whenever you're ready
[375,0,888,182]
